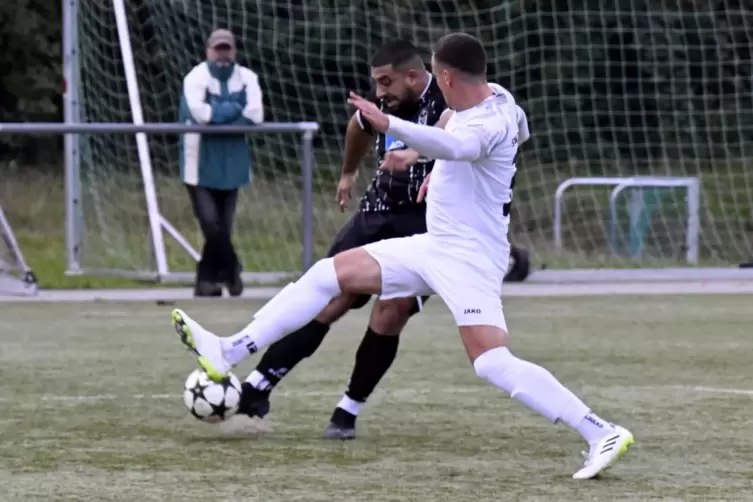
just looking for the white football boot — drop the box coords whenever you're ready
[172,308,232,381]
[572,425,634,480]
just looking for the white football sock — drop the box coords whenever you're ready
[336,395,363,416]
[245,370,273,391]
[221,258,341,365]
[473,347,614,443]
[574,411,615,445]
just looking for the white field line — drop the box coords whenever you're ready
[3,385,752,405]
[0,387,472,404]
[3,280,753,303]
[691,386,753,396]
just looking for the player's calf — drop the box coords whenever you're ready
[460,324,633,479]
[323,297,418,439]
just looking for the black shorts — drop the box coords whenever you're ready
[327,209,429,311]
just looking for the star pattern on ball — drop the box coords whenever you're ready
[183,369,242,423]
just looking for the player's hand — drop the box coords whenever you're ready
[380,149,420,172]
[417,173,431,202]
[336,173,357,212]
[348,92,389,133]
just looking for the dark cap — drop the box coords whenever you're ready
[207,29,235,49]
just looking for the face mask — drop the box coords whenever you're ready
[206,60,235,81]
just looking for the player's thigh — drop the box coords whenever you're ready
[381,208,432,318]
[362,234,433,300]
[458,324,510,362]
[369,210,429,325]
[422,252,507,331]
[327,212,386,309]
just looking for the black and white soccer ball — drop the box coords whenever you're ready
[183,369,242,423]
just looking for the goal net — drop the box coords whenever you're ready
[72,0,753,280]
[0,204,38,296]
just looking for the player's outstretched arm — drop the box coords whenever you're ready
[386,115,485,162]
[348,92,483,162]
[381,109,455,171]
[399,108,455,160]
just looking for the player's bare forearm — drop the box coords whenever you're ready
[341,114,373,176]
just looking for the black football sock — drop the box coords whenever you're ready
[338,327,400,414]
[248,320,330,392]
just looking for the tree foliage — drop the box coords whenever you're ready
[0,0,62,163]
[1,0,752,170]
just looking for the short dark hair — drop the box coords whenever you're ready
[370,40,424,70]
[433,33,487,77]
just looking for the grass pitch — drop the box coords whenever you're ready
[2,295,753,501]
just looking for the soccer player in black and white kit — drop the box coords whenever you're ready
[172,33,634,479]
[230,40,451,439]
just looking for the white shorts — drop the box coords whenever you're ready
[362,234,508,330]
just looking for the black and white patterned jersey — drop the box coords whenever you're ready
[356,75,447,213]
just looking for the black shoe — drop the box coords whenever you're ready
[194,280,222,297]
[238,382,271,418]
[504,245,531,283]
[322,407,357,440]
[226,271,244,297]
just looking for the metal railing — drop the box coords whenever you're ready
[0,121,319,282]
[553,176,700,264]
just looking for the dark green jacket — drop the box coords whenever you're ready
[179,61,264,190]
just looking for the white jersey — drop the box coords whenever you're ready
[425,83,522,275]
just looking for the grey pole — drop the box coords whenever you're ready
[63,0,82,273]
[301,130,315,272]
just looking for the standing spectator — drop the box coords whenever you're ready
[179,29,264,297]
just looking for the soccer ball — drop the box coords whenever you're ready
[183,369,242,423]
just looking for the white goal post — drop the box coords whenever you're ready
[53,0,753,284]
[56,0,319,284]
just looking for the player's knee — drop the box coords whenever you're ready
[473,351,495,381]
[316,293,358,324]
[473,346,511,382]
[369,298,416,335]
[349,294,371,310]
[459,323,509,362]
[298,257,341,297]
[332,248,382,295]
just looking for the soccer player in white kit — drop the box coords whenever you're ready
[171,32,634,480]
